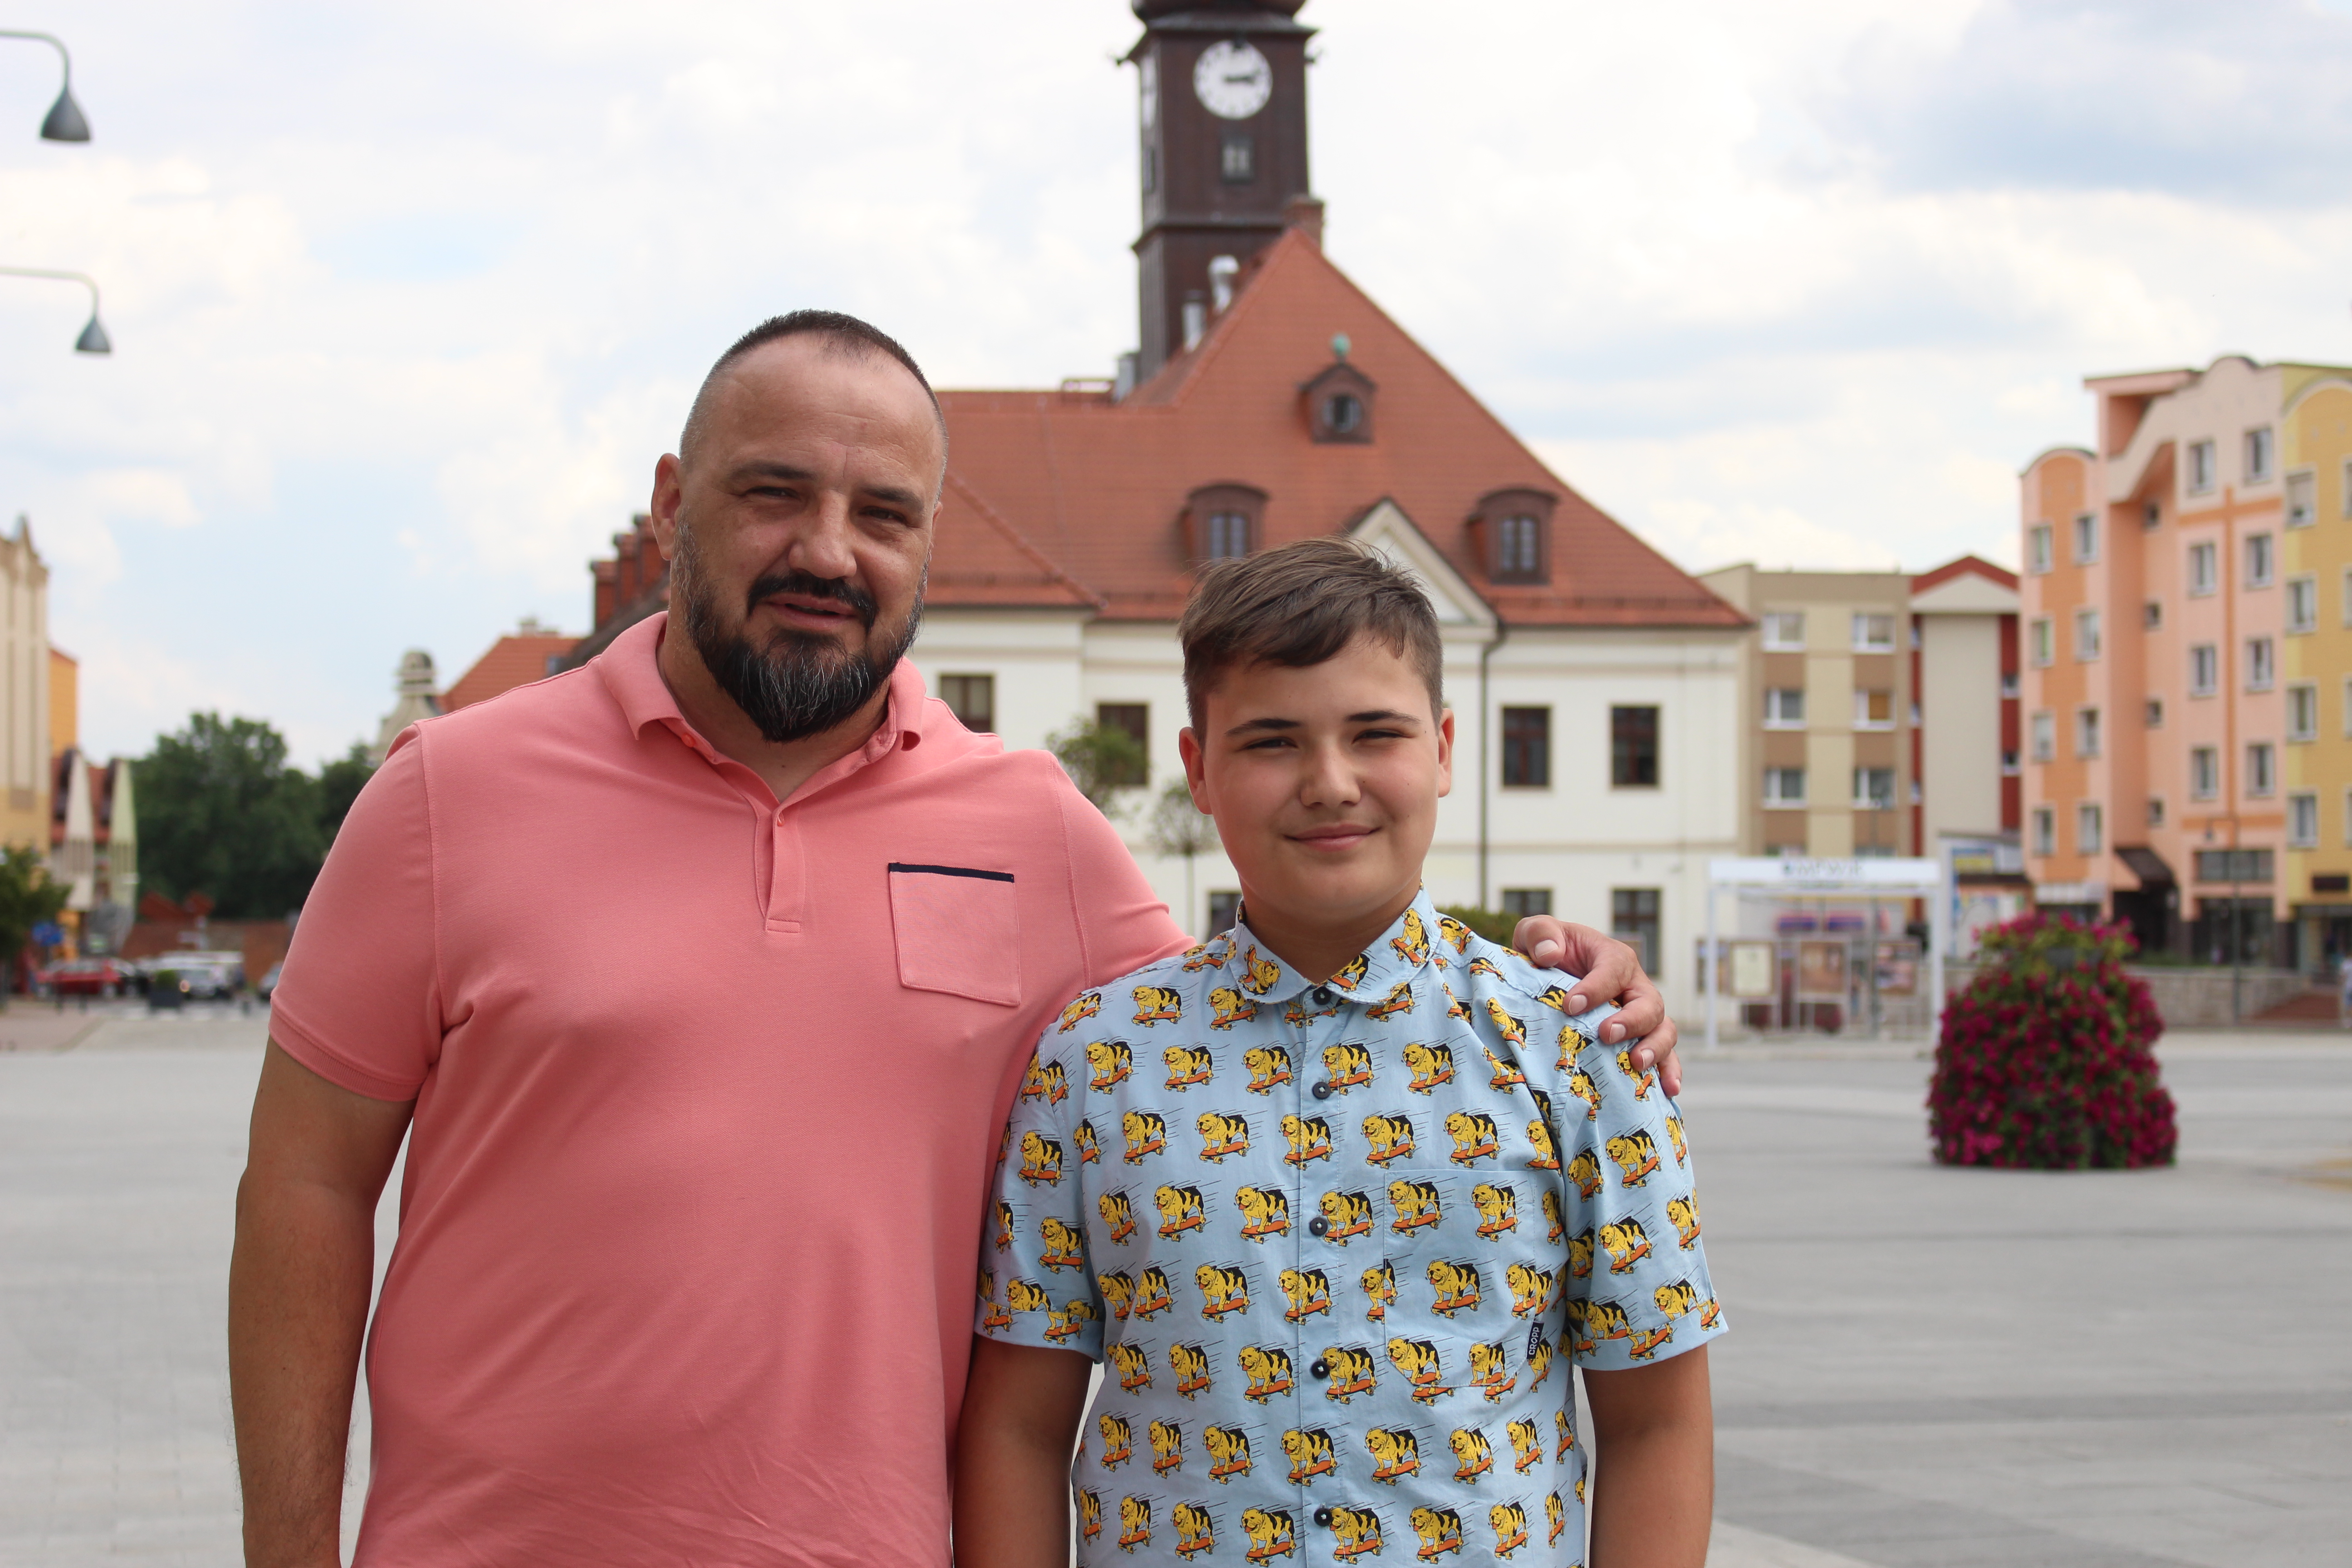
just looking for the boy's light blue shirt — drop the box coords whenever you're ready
[979,890,1725,1566]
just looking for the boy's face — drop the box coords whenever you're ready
[1179,634,1452,940]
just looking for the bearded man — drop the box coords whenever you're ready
[227,312,1678,1567]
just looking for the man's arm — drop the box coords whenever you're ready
[1514,919,1683,1094]
[955,1336,1094,1568]
[1581,1347,1715,1568]
[229,1042,413,1568]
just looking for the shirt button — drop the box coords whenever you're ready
[1309,1357,1330,1379]
[1313,1507,1334,1526]
[1307,1216,1329,1237]
[1312,986,1335,1006]
[1311,1081,1333,1100]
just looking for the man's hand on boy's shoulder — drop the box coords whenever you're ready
[1512,918,1681,1095]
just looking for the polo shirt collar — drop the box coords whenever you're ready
[593,611,931,771]
[1210,887,1448,1009]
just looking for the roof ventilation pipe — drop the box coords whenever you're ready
[1208,255,1239,315]
[1181,289,1207,352]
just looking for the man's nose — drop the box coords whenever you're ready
[1298,741,1361,808]
[783,492,861,581]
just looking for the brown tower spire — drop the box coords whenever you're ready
[1126,1,1314,383]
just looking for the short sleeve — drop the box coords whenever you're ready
[266,730,443,1101]
[1554,1039,1725,1372]
[1052,773,1189,986]
[976,1021,1106,1360]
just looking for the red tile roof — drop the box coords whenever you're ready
[933,228,1744,630]
[1911,554,2019,594]
[443,634,580,712]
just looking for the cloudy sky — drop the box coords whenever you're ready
[7,0,2352,763]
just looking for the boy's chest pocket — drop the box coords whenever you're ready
[887,862,1023,1008]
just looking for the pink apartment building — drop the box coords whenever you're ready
[2021,354,2338,965]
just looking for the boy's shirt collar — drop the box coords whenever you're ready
[1204,888,1455,1013]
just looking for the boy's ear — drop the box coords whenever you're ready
[1177,727,1211,810]
[1435,707,1455,799]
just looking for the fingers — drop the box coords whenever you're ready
[1510,916,1568,970]
[1647,1019,1683,1096]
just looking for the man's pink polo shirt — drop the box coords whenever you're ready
[270,613,1186,1566]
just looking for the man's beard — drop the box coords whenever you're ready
[674,522,925,745]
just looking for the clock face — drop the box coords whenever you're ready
[1193,39,1272,120]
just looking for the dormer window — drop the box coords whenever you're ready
[1469,488,1556,584]
[1301,349,1376,444]
[1184,483,1266,563]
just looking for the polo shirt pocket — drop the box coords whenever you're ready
[887,862,1023,1007]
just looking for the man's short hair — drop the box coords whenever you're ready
[678,309,945,469]
[1179,536,1446,735]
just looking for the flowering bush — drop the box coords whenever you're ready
[1928,913,2177,1169]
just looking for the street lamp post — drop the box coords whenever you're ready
[0,30,88,142]
[0,268,110,353]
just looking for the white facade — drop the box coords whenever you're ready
[915,507,1745,1018]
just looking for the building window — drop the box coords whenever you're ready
[2145,696,2164,729]
[2072,513,2098,563]
[2190,746,2220,800]
[1851,613,1895,652]
[1501,706,1551,788]
[1761,611,1805,650]
[2288,469,2316,526]
[2289,683,2319,742]
[2144,499,2163,529]
[1220,131,1255,183]
[2246,636,2275,691]
[2288,574,2318,633]
[2248,741,2276,797]
[1764,766,1806,806]
[2075,707,2102,759]
[2290,792,2320,848]
[2246,533,2274,588]
[1500,888,1552,919]
[2078,802,2103,856]
[2190,643,2218,696]
[2030,710,2055,761]
[1096,703,1150,785]
[1610,889,1661,975]
[2143,600,2162,631]
[1909,699,1922,727]
[1611,705,1659,788]
[1764,688,1804,728]
[2029,618,2054,666]
[1206,890,1242,938]
[2188,439,2216,493]
[2001,671,2019,699]
[2027,524,2053,573]
[2245,425,2274,482]
[1852,766,1895,809]
[2188,541,2217,595]
[2031,806,2055,857]
[1204,511,1250,558]
[2147,796,2166,828]
[1853,689,1893,730]
[2345,674,2352,736]
[1493,514,1542,579]
[2002,750,2021,776]
[1324,392,1363,436]
[939,673,995,733]
[2074,608,2101,661]
[2346,788,2352,846]
[2195,848,2272,884]
[2343,458,2352,517]
[2343,566,2352,626]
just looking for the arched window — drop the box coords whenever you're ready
[1185,484,1267,564]
[1205,510,1251,558]
[1470,489,1556,585]
[1299,361,1376,445]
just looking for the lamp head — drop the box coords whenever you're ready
[74,313,109,355]
[39,86,88,143]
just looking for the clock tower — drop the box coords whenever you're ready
[1127,0,1314,382]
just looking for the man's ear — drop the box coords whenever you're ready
[649,454,685,560]
[1434,706,1455,799]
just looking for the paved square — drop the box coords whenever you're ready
[3,1011,2346,1565]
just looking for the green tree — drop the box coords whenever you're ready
[137,714,327,918]
[316,741,377,843]
[1145,778,1220,937]
[0,844,68,993]
[1047,717,1149,815]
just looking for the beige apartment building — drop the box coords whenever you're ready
[1701,567,1919,858]
[2019,353,2351,966]
[0,518,51,854]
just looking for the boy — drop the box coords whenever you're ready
[956,539,1722,1567]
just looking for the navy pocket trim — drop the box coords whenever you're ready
[888,862,1015,883]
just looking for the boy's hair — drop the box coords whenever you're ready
[1179,537,1445,734]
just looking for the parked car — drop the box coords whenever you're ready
[256,961,282,1000]
[180,963,241,1000]
[41,957,129,997]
